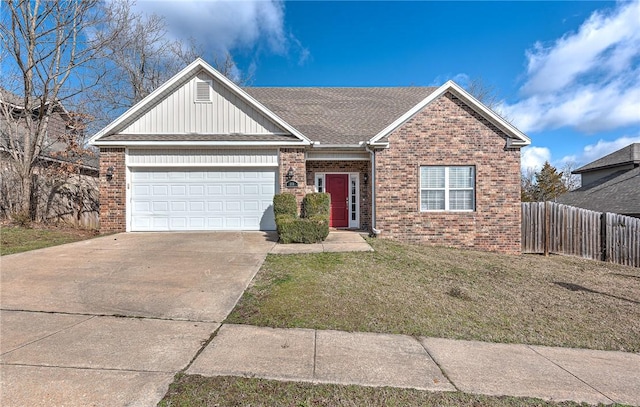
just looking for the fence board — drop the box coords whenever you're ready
[522,202,639,267]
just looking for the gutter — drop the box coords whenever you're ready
[364,143,381,237]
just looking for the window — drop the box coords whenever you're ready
[420,166,475,211]
[195,79,212,102]
[315,174,324,192]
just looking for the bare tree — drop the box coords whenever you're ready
[91,0,250,128]
[521,167,537,202]
[464,76,512,123]
[0,0,112,218]
[560,161,581,191]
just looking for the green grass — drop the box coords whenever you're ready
[0,224,98,255]
[159,374,626,407]
[227,238,640,352]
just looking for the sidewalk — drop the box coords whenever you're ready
[188,324,640,406]
[269,230,373,254]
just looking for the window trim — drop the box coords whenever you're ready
[419,165,475,212]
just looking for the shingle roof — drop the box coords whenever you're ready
[243,87,437,144]
[557,167,640,216]
[574,143,640,173]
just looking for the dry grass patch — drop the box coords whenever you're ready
[159,374,621,407]
[0,224,98,255]
[227,238,640,352]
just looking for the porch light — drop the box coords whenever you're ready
[106,166,114,181]
[286,166,295,181]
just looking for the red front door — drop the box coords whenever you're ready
[326,174,349,227]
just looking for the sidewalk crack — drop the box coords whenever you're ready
[312,329,318,379]
[526,345,615,404]
[0,314,96,357]
[416,337,459,392]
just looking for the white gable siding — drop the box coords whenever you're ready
[120,72,285,135]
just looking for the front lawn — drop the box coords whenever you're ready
[227,238,640,352]
[159,375,620,407]
[0,224,98,255]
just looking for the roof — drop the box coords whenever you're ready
[90,58,311,146]
[574,143,640,173]
[91,58,531,148]
[557,166,640,215]
[243,87,436,145]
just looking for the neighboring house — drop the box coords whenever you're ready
[558,143,640,218]
[0,88,99,225]
[90,59,530,254]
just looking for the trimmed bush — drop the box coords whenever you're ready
[276,215,329,244]
[273,193,298,217]
[302,193,330,218]
[274,192,330,244]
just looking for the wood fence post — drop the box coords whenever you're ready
[601,212,608,262]
[544,201,550,256]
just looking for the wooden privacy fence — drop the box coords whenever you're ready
[522,202,640,268]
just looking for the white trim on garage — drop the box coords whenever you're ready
[126,148,278,167]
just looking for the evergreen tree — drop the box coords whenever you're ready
[534,161,567,201]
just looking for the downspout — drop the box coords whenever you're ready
[365,144,381,236]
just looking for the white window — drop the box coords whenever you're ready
[420,166,475,211]
[195,79,212,102]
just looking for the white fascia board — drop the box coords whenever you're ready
[311,144,366,149]
[369,80,531,147]
[92,140,309,147]
[90,58,311,146]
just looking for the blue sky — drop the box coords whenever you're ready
[135,0,640,171]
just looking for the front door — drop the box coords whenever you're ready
[326,174,349,227]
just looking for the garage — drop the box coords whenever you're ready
[130,168,277,231]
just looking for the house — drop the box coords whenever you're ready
[90,58,530,254]
[558,143,640,218]
[0,88,99,225]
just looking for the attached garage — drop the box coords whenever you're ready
[90,59,311,234]
[126,148,279,232]
[130,168,276,231]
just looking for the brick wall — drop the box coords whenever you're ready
[375,92,522,254]
[279,148,307,209]
[306,161,371,230]
[99,148,126,233]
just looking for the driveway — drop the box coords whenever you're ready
[0,232,276,406]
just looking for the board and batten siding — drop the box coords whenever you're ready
[120,72,285,135]
[127,149,278,167]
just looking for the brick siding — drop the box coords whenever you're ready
[279,148,308,210]
[375,92,522,254]
[99,148,126,233]
[306,161,371,230]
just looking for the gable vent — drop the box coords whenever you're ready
[195,80,212,102]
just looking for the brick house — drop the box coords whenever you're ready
[90,58,530,253]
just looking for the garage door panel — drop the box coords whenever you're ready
[131,168,276,231]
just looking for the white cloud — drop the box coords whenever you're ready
[132,0,307,65]
[559,134,640,167]
[501,0,640,134]
[521,146,551,171]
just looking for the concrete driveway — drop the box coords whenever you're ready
[0,232,276,407]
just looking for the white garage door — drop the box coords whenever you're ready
[130,168,276,231]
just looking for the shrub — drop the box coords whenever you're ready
[274,192,330,244]
[276,215,329,244]
[302,193,330,218]
[273,193,298,217]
